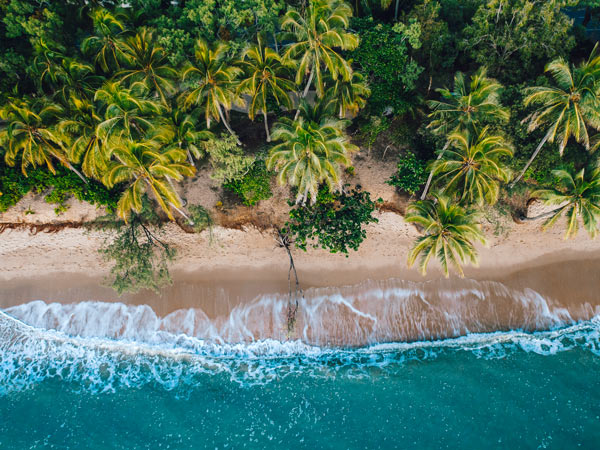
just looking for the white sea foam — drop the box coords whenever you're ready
[5,277,591,348]
[2,277,598,394]
[1,307,599,395]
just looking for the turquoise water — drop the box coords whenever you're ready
[1,310,599,449]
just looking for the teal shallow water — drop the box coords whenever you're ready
[1,309,599,449]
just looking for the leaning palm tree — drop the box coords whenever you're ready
[267,117,357,204]
[57,94,109,180]
[421,67,509,199]
[180,39,242,144]
[81,8,129,73]
[95,81,163,142]
[164,110,213,166]
[103,139,195,222]
[326,69,370,118]
[431,127,513,205]
[528,165,600,239]
[118,28,177,106]
[0,98,87,183]
[56,57,104,104]
[29,38,66,93]
[281,0,359,108]
[511,48,600,187]
[406,195,487,277]
[237,35,295,142]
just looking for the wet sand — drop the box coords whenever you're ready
[2,250,599,326]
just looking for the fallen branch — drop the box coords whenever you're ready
[275,228,303,336]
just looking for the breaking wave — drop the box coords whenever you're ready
[1,307,599,395]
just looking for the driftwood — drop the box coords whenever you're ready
[275,228,303,335]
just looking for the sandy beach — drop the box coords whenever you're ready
[2,153,600,341]
[2,205,600,326]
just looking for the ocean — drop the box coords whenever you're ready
[1,279,599,449]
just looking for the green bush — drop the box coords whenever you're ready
[284,186,381,255]
[350,17,423,115]
[387,153,427,195]
[0,164,120,213]
[223,160,273,206]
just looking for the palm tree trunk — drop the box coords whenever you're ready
[518,207,562,222]
[186,149,195,166]
[217,104,241,145]
[394,0,400,21]
[273,31,279,53]
[170,202,194,225]
[65,161,89,185]
[420,140,449,200]
[294,64,315,121]
[263,109,271,142]
[509,129,552,188]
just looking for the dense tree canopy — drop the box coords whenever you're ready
[2,0,600,284]
[462,0,576,82]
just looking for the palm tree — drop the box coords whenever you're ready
[267,117,357,204]
[237,35,295,142]
[421,67,509,199]
[326,69,370,118]
[95,81,163,141]
[180,39,242,144]
[511,49,600,187]
[406,195,487,277]
[164,110,213,166]
[57,95,108,180]
[103,139,195,222]
[118,28,177,106]
[0,98,87,183]
[528,165,600,239]
[431,127,513,205]
[281,0,359,109]
[81,8,129,73]
[56,58,104,104]
[29,38,66,93]
[296,95,340,126]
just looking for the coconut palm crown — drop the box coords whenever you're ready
[0,97,87,183]
[103,140,195,221]
[164,110,213,166]
[511,46,600,186]
[57,95,108,180]
[427,67,509,136]
[431,127,513,205]
[180,39,242,144]
[531,165,600,239]
[267,117,357,204]
[421,67,509,200]
[81,8,129,73]
[237,35,295,142]
[118,28,177,105]
[326,68,370,118]
[406,194,487,278]
[94,81,163,141]
[281,0,359,99]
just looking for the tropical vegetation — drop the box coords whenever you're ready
[1,0,600,287]
[531,165,600,239]
[405,195,486,277]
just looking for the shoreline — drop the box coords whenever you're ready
[2,240,600,319]
[2,252,600,346]
[2,207,600,338]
